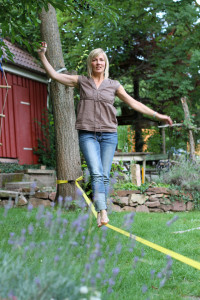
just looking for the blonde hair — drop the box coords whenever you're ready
[87,48,109,79]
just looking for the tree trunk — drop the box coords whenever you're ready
[39,4,82,200]
[181,97,196,161]
[133,78,144,152]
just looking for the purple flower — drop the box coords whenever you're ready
[76,188,83,197]
[115,243,122,254]
[141,249,145,257]
[112,267,120,276]
[28,224,34,235]
[63,218,68,225]
[70,241,78,247]
[54,255,60,262]
[134,256,139,263]
[150,269,155,279]
[90,278,96,286]
[142,285,148,294]
[58,196,63,206]
[108,278,115,286]
[40,241,46,247]
[85,263,91,272]
[166,215,179,226]
[27,203,33,211]
[160,278,166,288]
[71,214,89,234]
[21,228,26,235]
[123,212,135,229]
[34,277,40,286]
[107,287,113,294]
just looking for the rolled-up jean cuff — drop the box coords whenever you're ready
[94,192,107,212]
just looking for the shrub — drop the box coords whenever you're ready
[159,159,200,192]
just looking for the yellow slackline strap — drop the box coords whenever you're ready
[75,180,200,271]
[57,176,83,185]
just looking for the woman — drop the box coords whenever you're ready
[38,43,173,227]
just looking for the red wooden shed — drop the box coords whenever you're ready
[0,40,48,165]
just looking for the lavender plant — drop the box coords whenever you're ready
[0,190,176,300]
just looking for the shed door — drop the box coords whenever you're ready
[14,86,34,164]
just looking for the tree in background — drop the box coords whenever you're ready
[1,0,199,158]
[57,0,200,153]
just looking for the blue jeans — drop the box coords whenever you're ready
[79,130,118,212]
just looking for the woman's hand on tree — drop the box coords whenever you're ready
[37,41,47,55]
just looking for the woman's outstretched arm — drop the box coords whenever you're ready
[116,85,173,125]
[37,42,78,87]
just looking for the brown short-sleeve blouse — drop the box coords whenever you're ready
[75,75,120,132]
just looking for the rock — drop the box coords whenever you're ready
[129,201,138,207]
[149,208,164,213]
[49,192,56,201]
[145,201,160,208]
[136,205,149,212]
[122,206,136,212]
[130,164,141,186]
[112,204,122,212]
[171,201,186,212]
[145,192,155,195]
[186,201,194,211]
[116,196,129,207]
[160,204,173,212]
[180,192,193,201]
[168,190,179,196]
[129,194,148,205]
[0,190,19,199]
[5,181,35,191]
[147,187,170,194]
[115,190,140,197]
[0,200,14,207]
[16,195,28,206]
[22,187,39,194]
[29,198,51,207]
[149,193,164,199]
[148,196,161,202]
[160,199,172,205]
[35,192,49,199]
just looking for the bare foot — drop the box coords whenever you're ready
[100,210,109,225]
[97,212,102,227]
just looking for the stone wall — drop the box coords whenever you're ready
[0,185,195,212]
[112,187,194,212]
[0,188,56,208]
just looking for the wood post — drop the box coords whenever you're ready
[162,127,166,154]
[181,97,196,161]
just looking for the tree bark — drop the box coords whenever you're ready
[133,78,144,152]
[39,4,82,200]
[181,97,196,161]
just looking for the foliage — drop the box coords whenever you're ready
[57,0,200,150]
[1,0,200,153]
[117,126,129,152]
[158,159,200,192]
[1,207,200,299]
[145,127,163,154]
[0,163,41,173]
[0,0,118,58]
[34,110,56,169]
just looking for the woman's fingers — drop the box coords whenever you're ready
[37,42,47,53]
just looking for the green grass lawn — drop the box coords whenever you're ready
[0,206,200,300]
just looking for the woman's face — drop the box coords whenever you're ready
[91,54,106,76]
